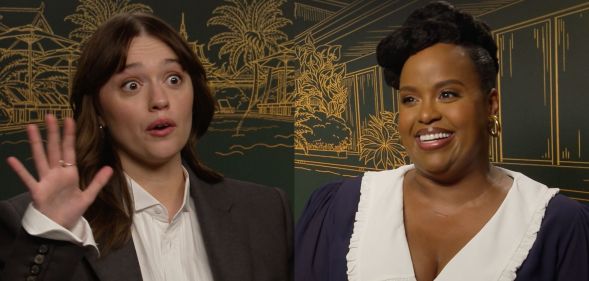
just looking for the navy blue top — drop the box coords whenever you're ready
[295,177,589,281]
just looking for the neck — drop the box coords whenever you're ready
[121,154,186,221]
[410,161,504,207]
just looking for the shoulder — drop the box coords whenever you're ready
[211,178,292,220]
[220,177,279,194]
[294,176,364,281]
[302,176,363,217]
[521,194,589,280]
[533,194,589,254]
[296,175,363,239]
[542,194,589,232]
[217,177,288,206]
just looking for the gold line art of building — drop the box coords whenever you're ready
[1,0,588,203]
[493,1,589,169]
[0,0,152,131]
[0,3,77,128]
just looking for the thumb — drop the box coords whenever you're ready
[84,166,114,203]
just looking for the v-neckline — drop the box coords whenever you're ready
[399,169,516,280]
[346,165,556,281]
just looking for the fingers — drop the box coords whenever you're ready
[84,166,113,202]
[45,115,62,167]
[27,124,49,177]
[61,117,76,165]
[6,157,38,192]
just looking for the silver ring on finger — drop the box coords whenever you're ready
[59,160,76,168]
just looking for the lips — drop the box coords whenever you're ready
[146,118,176,137]
[414,127,454,150]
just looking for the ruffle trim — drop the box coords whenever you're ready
[346,171,373,281]
[498,188,559,281]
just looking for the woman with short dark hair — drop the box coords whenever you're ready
[295,2,588,281]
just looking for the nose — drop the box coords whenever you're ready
[148,84,169,111]
[418,99,441,124]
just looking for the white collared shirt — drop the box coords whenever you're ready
[22,167,213,281]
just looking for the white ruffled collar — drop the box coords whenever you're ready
[346,165,558,281]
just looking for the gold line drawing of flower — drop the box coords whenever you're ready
[359,111,408,169]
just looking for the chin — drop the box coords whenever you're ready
[414,160,454,176]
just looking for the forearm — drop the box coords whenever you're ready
[0,198,90,281]
[0,228,87,281]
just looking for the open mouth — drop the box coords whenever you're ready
[419,132,452,142]
[414,128,454,150]
[146,119,176,136]
[150,123,172,131]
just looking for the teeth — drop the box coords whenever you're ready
[419,132,451,142]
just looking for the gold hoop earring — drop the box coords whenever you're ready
[488,115,501,137]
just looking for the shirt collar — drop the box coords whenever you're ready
[126,166,191,213]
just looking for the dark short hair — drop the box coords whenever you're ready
[376,1,498,93]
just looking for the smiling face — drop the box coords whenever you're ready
[398,43,498,182]
[98,35,194,170]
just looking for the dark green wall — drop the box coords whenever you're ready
[1,0,588,220]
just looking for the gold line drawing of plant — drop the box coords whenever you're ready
[207,0,292,74]
[294,34,351,153]
[65,0,152,46]
[0,51,28,118]
[359,111,408,169]
[206,0,292,138]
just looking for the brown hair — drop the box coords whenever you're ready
[70,12,222,255]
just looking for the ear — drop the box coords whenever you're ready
[487,88,499,115]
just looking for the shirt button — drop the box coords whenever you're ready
[26,276,37,281]
[33,254,45,264]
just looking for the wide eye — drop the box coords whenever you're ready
[166,74,182,86]
[121,80,141,92]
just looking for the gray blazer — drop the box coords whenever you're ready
[0,169,293,281]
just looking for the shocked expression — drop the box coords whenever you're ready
[98,35,194,168]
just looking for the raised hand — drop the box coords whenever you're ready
[6,115,113,230]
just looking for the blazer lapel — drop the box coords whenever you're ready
[86,238,143,281]
[188,170,253,281]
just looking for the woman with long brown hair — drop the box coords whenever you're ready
[1,13,291,281]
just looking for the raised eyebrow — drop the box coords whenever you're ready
[122,58,181,70]
[163,58,181,66]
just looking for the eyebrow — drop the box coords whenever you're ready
[399,79,465,92]
[122,58,181,71]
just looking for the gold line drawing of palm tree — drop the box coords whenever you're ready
[207,0,291,74]
[65,0,152,46]
[207,0,291,136]
[360,111,408,170]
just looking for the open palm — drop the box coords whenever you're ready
[6,115,112,230]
